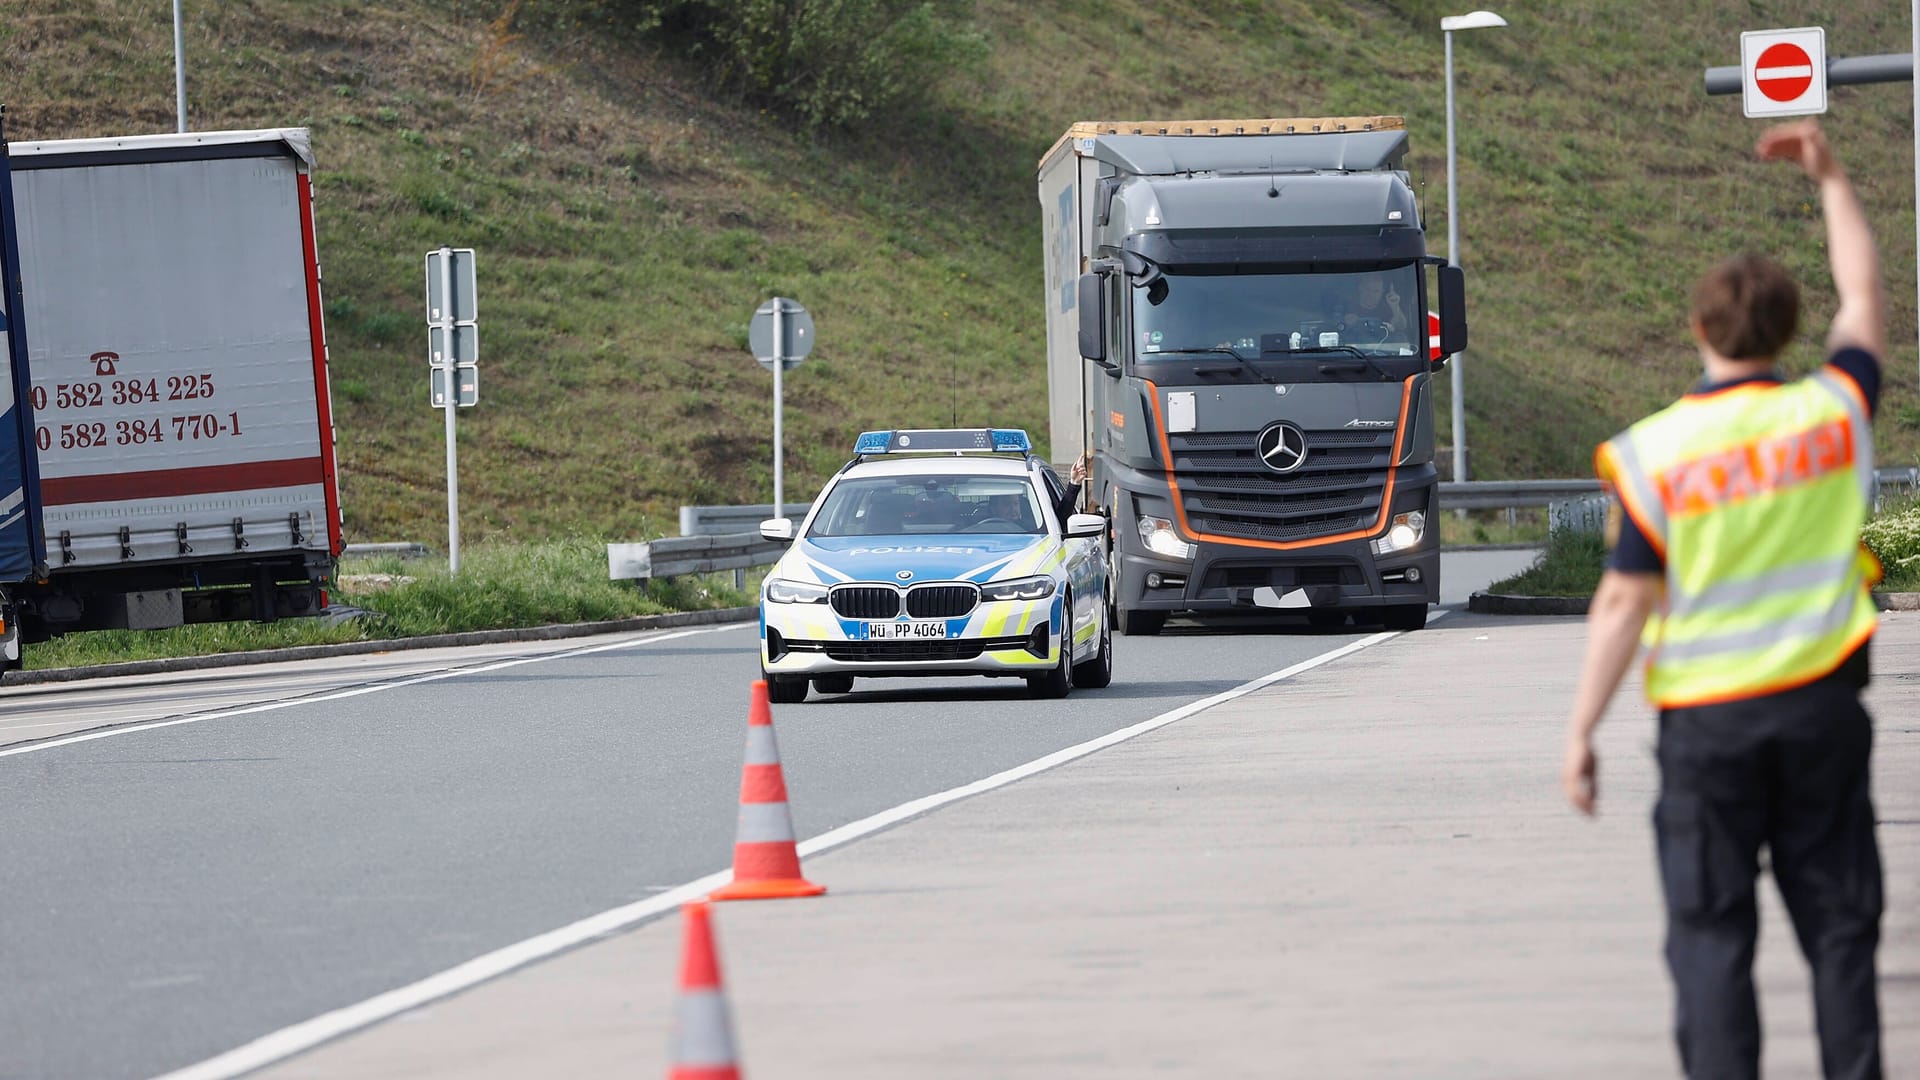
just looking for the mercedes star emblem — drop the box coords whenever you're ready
[1256,422,1309,474]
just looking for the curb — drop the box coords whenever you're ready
[1467,592,1920,616]
[3,607,758,687]
[1466,592,1589,616]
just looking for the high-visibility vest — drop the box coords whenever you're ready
[1595,370,1881,709]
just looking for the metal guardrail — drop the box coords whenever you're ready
[1436,480,1600,510]
[681,502,812,537]
[608,532,786,583]
[341,542,431,559]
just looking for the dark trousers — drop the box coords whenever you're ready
[1656,679,1884,1080]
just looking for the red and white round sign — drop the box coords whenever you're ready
[1753,42,1814,102]
[1740,27,1827,119]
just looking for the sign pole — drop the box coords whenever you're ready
[172,0,188,133]
[772,298,785,520]
[439,246,461,574]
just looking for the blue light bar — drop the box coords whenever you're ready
[849,428,1033,455]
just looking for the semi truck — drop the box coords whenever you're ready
[1038,116,1466,634]
[0,122,342,674]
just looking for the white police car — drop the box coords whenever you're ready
[757,429,1112,702]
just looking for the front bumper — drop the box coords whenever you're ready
[1114,488,1442,615]
[760,594,1064,679]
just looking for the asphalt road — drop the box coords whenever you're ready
[0,550,1530,1080]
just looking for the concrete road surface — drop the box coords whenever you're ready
[0,549,1536,1080]
[262,612,1919,1080]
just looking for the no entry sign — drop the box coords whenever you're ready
[1740,27,1827,118]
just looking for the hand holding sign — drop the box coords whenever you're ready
[1756,119,1837,181]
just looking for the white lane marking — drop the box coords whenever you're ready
[0,625,748,761]
[149,622,1426,1080]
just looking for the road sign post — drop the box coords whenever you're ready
[749,297,815,521]
[1705,27,1919,381]
[425,246,478,572]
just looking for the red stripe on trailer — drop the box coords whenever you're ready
[296,171,344,556]
[41,457,326,505]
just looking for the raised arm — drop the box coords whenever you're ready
[1757,120,1886,364]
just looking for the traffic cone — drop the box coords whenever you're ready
[709,680,826,901]
[667,901,742,1080]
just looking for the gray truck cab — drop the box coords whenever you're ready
[1039,118,1466,634]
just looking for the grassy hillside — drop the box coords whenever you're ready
[5,1,1917,544]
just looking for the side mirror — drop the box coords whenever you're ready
[1076,273,1106,363]
[759,518,795,543]
[1065,513,1106,539]
[1437,265,1468,358]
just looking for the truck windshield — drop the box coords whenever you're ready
[1131,266,1425,376]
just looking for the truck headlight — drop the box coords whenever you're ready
[765,578,829,604]
[981,575,1056,602]
[1370,511,1427,556]
[1137,515,1196,560]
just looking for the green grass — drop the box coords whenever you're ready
[1865,495,1920,591]
[1485,530,1607,597]
[5,0,1918,549]
[19,539,755,671]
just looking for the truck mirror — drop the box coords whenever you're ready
[1077,273,1106,362]
[1437,265,1468,358]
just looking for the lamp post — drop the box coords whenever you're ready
[1441,9,1506,482]
[172,0,188,132]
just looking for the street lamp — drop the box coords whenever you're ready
[1441,9,1505,482]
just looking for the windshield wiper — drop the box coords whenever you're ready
[1152,347,1281,385]
[1287,345,1394,381]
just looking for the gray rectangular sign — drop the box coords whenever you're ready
[428,323,479,365]
[424,248,478,324]
[430,363,478,408]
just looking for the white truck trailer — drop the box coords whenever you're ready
[0,127,342,670]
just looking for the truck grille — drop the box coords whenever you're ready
[904,584,978,619]
[1168,428,1395,544]
[830,586,900,620]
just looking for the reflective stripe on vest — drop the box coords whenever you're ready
[1597,373,1879,708]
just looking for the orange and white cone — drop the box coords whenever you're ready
[709,680,826,901]
[667,901,742,1080]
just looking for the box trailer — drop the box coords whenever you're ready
[0,125,341,672]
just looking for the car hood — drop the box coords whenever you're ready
[780,534,1054,585]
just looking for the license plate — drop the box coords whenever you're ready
[864,620,948,640]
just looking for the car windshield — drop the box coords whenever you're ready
[1132,265,1425,364]
[807,474,1045,537]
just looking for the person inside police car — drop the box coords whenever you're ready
[1562,119,1886,1080]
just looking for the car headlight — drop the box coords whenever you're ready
[765,578,829,604]
[1370,511,1427,556]
[1136,514,1196,560]
[980,575,1056,602]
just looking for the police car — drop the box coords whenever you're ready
[757,428,1112,702]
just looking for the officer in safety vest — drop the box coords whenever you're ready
[1562,119,1886,1079]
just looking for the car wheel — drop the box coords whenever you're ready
[1072,602,1113,689]
[812,674,854,695]
[1027,594,1075,699]
[1117,606,1165,636]
[764,668,809,703]
[1381,604,1428,632]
